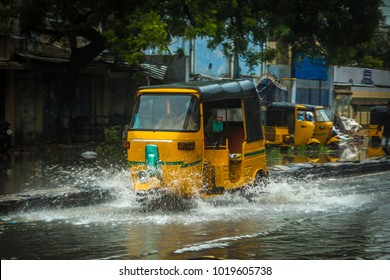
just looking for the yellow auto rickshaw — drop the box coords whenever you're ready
[124,79,268,210]
[264,102,320,147]
[368,106,387,146]
[304,104,340,149]
[366,106,386,157]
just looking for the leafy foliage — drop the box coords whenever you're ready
[13,0,384,67]
[5,0,385,145]
[352,26,390,69]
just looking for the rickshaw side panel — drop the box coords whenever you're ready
[264,126,290,145]
[204,148,230,187]
[241,140,267,186]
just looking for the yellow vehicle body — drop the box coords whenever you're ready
[304,104,340,148]
[127,130,203,198]
[367,145,385,158]
[124,80,267,209]
[368,125,383,142]
[368,106,387,146]
[264,102,320,147]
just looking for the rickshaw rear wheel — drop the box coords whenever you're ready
[253,170,269,188]
[241,171,269,202]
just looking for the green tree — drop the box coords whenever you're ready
[14,0,218,143]
[352,26,390,69]
[14,1,162,143]
[13,0,383,143]
[205,0,383,71]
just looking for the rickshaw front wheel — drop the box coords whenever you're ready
[135,191,150,212]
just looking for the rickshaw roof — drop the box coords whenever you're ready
[137,79,257,102]
[302,104,325,111]
[370,106,387,125]
[267,102,306,110]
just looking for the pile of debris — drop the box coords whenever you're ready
[334,116,367,142]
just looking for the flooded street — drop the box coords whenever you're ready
[0,145,390,260]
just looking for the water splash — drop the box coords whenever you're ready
[6,161,379,227]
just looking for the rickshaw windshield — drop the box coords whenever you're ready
[315,109,331,122]
[130,94,200,131]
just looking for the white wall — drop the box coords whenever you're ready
[333,66,390,87]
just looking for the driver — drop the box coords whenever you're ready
[155,99,190,130]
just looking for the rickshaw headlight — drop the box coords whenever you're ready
[283,134,294,144]
[137,170,150,183]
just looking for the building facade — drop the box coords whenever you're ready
[2,10,390,145]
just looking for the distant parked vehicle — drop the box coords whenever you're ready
[368,106,387,147]
[0,121,12,152]
[303,104,340,149]
[264,102,320,148]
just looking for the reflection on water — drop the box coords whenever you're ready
[0,141,386,196]
[0,148,131,196]
[266,142,385,167]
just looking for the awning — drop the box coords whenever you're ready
[351,99,389,106]
[334,88,352,95]
[16,53,69,63]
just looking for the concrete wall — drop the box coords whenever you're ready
[192,38,232,78]
[268,64,332,106]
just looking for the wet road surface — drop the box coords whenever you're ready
[0,144,389,260]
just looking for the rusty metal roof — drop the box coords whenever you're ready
[140,61,168,80]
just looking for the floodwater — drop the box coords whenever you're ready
[0,143,389,260]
